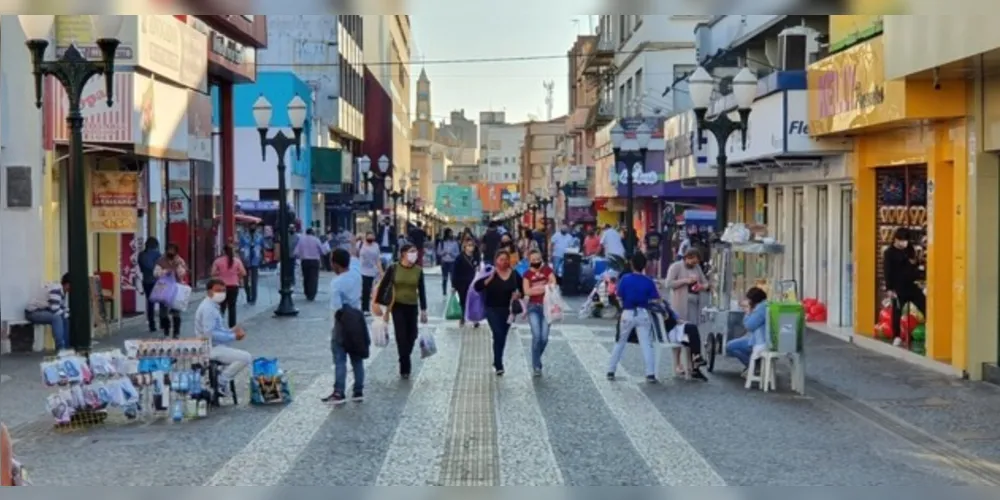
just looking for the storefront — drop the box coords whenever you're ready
[808,35,967,367]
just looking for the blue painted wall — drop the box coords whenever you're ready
[215,72,315,225]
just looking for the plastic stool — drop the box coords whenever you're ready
[745,349,779,392]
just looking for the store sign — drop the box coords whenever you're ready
[45,73,134,144]
[722,92,784,165]
[663,111,710,181]
[784,91,853,154]
[187,17,257,82]
[91,171,138,232]
[187,91,213,161]
[54,15,136,62]
[132,74,190,160]
[137,15,208,92]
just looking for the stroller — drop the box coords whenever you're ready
[578,255,627,319]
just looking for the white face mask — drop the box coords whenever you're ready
[210,293,226,304]
[405,252,418,264]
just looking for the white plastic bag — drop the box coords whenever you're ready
[418,330,437,358]
[543,284,568,324]
[371,316,391,348]
[172,284,192,311]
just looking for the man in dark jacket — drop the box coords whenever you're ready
[481,222,502,263]
[322,249,368,404]
[883,227,925,347]
[137,237,162,333]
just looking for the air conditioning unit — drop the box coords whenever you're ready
[777,26,820,71]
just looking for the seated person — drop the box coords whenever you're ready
[195,278,252,396]
[725,286,770,377]
[25,273,71,351]
[662,301,708,381]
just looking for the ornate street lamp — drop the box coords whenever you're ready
[21,15,124,351]
[610,121,652,257]
[688,66,757,233]
[358,154,390,230]
[387,176,405,253]
[253,94,307,317]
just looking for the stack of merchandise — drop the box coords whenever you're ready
[249,357,293,405]
[124,339,215,422]
[40,350,139,428]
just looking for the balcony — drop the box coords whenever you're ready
[585,97,615,129]
[582,37,615,75]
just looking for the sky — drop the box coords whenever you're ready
[409,10,593,124]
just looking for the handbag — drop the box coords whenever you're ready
[373,264,396,307]
[149,274,178,305]
[464,265,492,323]
[171,284,192,311]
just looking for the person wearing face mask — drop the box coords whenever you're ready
[522,250,556,376]
[211,243,248,328]
[499,234,517,263]
[549,224,574,278]
[883,227,925,347]
[665,248,710,325]
[358,231,383,315]
[195,279,252,398]
[373,244,429,379]
[437,229,460,296]
[452,237,481,328]
[239,225,264,305]
[474,249,524,376]
[153,243,187,338]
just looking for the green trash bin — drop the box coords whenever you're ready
[767,302,804,354]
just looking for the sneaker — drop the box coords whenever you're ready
[321,391,347,405]
[351,391,364,402]
[495,369,505,377]
[606,372,615,381]
[533,369,542,378]
[646,375,658,384]
[400,373,410,380]
[691,369,708,382]
[892,337,903,347]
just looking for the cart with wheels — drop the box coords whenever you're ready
[697,240,785,372]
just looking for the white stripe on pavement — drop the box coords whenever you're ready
[205,344,386,486]
[374,326,461,486]
[565,334,726,486]
[495,326,565,485]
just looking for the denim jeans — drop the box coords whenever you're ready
[526,304,549,370]
[484,307,512,371]
[607,309,656,376]
[332,341,365,395]
[26,310,69,350]
[440,261,455,295]
[552,256,564,277]
[726,336,753,367]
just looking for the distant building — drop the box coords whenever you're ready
[446,164,480,186]
[480,123,525,184]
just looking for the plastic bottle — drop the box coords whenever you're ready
[197,398,208,417]
[171,397,184,422]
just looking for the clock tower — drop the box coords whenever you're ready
[412,68,434,142]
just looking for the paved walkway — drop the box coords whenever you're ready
[4,273,1000,486]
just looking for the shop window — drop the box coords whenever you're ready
[816,185,829,304]
[839,185,854,327]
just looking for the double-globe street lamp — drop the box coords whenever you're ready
[252,94,308,317]
[387,180,406,252]
[358,154,391,230]
[610,122,652,258]
[534,189,555,239]
[688,66,758,233]
[20,15,124,351]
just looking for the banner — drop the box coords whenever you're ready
[91,171,139,232]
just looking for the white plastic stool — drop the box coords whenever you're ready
[745,348,779,392]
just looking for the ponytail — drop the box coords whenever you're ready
[224,245,234,268]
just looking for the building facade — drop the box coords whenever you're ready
[482,123,525,184]
[521,118,567,227]
[447,164,479,185]
[437,109,478,150]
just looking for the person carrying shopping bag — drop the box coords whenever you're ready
[373,244,428,380]
[153,243,187,338]
[607,253,661,383]
[451,237,481,328]
[522,250,556,377]
[665,248,711,324]
[211,243,247,328]
[474,249,524,376]
[358,231,383,315]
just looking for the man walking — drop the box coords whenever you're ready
[293,228,325,301]
[549,223,575,277]
[322,249,365,404]
[239,224,264,305]
[408,221,428,265]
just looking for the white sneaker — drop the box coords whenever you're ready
[892,337,903,347]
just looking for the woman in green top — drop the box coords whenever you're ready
[374,243,429,379]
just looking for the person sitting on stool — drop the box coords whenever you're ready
[25,273,71,351]
[195,278,252,397]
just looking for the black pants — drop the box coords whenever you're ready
[391,303,420,376]
[891,288,927,339]
[679,323,703,359]
[218,285,240,328]
[361,275,375,313]
[158,305,181,338]
[454,280,471,323]
[484,307,512,371]
[243,266,259,304]
[301,259,321,300]
[142,282,158,331]
[440,261,454,295]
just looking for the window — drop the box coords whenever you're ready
[618,15,626,44]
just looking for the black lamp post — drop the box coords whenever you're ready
[536,189,555,239]
[358,154,391,232]
[252,94,308,317]
[610,122,653,257]
[687,66,758,233]
[21,15,124,352]
[388,185,404,253]
[529,203,539,232]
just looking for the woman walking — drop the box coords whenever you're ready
[474,249,523,376]
[452,237,481,328]
[522,250,556,376]
[437,229,459,296]
[211,243,247,328]
[154,243,187,338]
[665,248,710,324]
[374,244,429,379]
[358,231,383,314]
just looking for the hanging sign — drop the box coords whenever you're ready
[91,171,139,232]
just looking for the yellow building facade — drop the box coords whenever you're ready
[808,25,971,374]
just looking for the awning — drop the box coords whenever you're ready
[661,180,716,201]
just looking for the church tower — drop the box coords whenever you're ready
[412,68,434,142]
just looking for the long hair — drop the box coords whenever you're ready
[224,243,235,268]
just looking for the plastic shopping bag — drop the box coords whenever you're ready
[150,274,178,305]
[445,291,463,320]
[418,330,438,359]
[464,265,493,324]
[371,316,391,348]
[543,284,568,324]
[171,284,192,311]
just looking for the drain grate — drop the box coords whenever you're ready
[810,378,1000,485]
